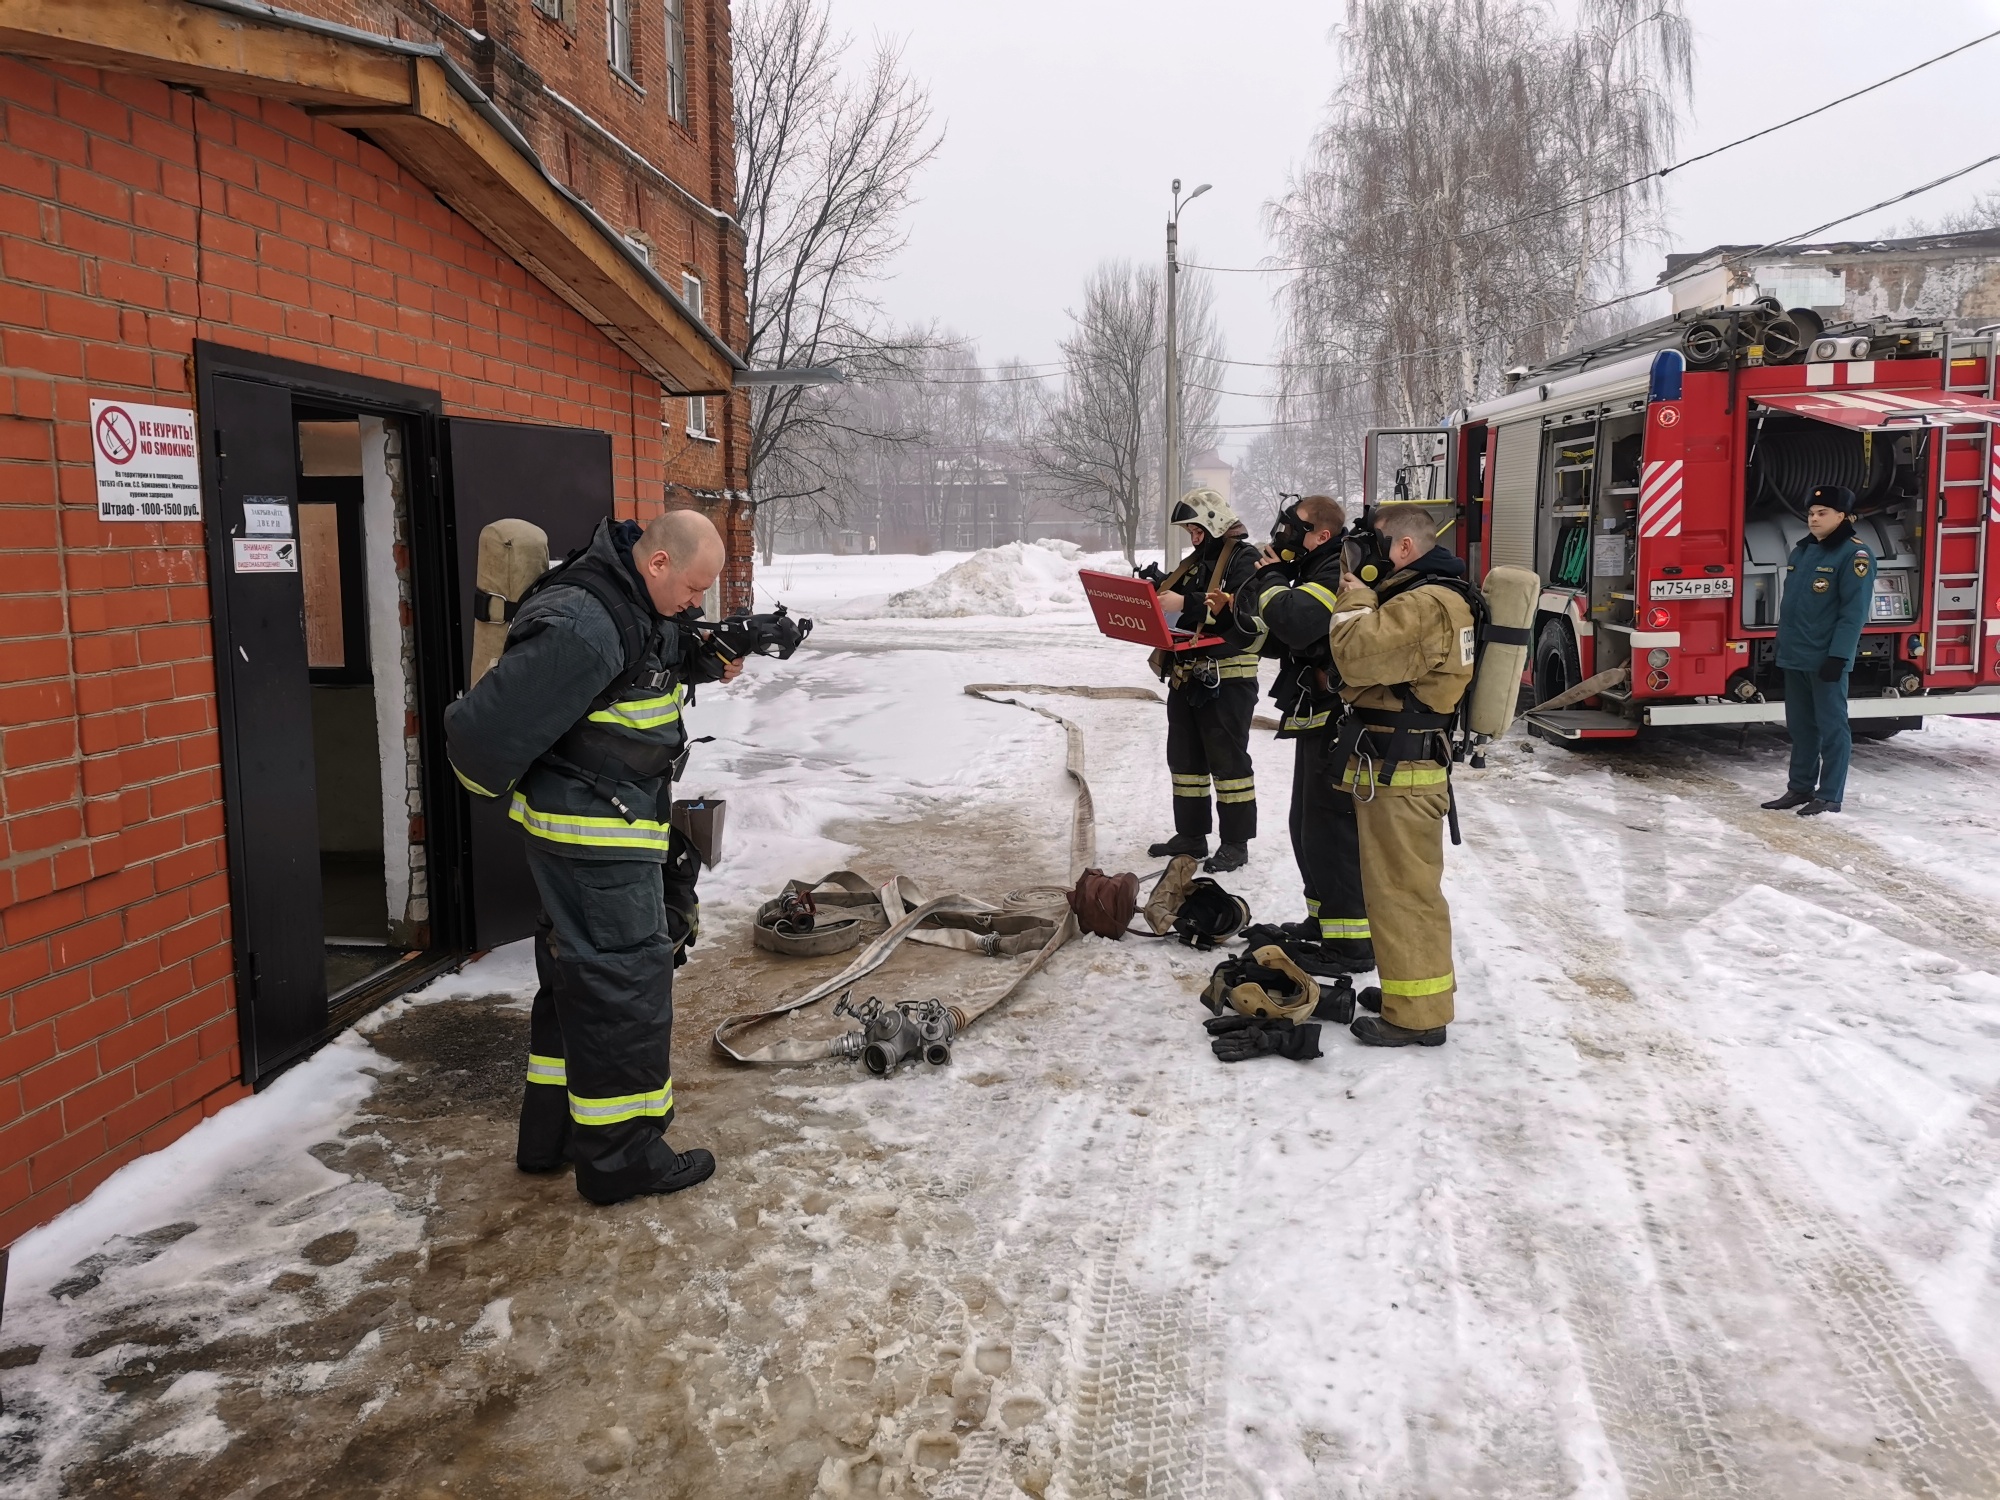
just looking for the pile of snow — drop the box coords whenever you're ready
[880,539,1099,618]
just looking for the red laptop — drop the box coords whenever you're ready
[1078,569,1224,651]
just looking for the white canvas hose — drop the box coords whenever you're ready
[711,683,1161,1067]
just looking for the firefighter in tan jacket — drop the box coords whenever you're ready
[1326,504,1478,1047]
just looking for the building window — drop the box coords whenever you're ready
[665,0,688,125]
[608,0,636,82]
[531,0,568,20]
[683,272,710,439]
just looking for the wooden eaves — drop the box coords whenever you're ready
[0,0,744,395]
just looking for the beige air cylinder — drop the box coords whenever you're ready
[1466,565,1540,740]
[470,519,549,686]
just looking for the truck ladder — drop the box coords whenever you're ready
[1929,333,1994,676]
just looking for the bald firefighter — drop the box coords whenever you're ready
[1227,495,1373,972]
[445,511,739,1204]
[1325,504,1478,1047]
[1147,489,1267,873]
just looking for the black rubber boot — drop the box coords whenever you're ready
[1203,841,1249,873]
[1797,798,1841,816]
[1350,1015,1446,1048]
[1281,917,1321,943]
[1313,975,1356,1025]
[1149,833,1208,858]
[1315,939,1375,974]
[1356,985,1383,1014]
[1760,789,1813,811]
[578,1144,716,1206]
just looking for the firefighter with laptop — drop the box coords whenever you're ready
[1324,503,1478,1048]
[1144,488,1267,874]
[1226,494,1373,973]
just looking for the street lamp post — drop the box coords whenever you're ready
[1162,179,1210,565]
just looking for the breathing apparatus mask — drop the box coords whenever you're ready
[1340,515,1397,588]
[1269,500,1310,566]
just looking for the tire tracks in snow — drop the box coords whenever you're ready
[1471,781,2000,1498]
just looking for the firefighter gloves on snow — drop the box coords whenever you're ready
[1205,1013,1324,1063]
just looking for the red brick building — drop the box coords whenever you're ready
[0,0,753,1257]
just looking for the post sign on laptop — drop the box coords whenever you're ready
[1078,569,1223,651]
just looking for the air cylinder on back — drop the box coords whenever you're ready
[1467,565,1540,740]
[470,519,549,686]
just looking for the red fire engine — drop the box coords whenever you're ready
[1362,308,2000,741]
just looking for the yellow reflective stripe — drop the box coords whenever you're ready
[1219,663,1261,679]
[1213,776,1255,791]
[510,792,675,852]
[526,1053,567,1086]
[1216,790,1257,803]
[1214,776,1256,805]
[568,1081,673,1125]
[1305,898,1321,915]
[1319,917,1371,938]
[587,686,685,729]
[1257,584,1287,611]
[1172,774,1211,798]
[1342,763,1449,789]
[1283,709,1331,731]
[1297,582,1339,610]
[451,760,502,799]
[1381,973,1454,998]
[1220,653,1261,669]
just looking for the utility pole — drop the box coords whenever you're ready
[1162,179,1210,566]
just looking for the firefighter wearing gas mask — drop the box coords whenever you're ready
[1145,488,1267,873]
[1325,503,1479,1048]
[445,511,747,1206]
[1229,495,1372,972]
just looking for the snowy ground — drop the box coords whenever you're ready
[6,544,2000,1497]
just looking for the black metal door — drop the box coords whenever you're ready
[206,377,326,1083]
[445,417,614,949]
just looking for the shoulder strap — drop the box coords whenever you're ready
[516,548,652,704]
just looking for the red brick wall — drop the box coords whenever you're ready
[0,57,736,1247]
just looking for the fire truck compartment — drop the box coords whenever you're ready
[1642,688,2000,726]
[1522,708,1641,740]
[1740,407,1926,635]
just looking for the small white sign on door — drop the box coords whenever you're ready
[243,500,292,536]
[233,537,298,574]
[91,399,203,521]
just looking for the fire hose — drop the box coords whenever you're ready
[712,684,1162,1067]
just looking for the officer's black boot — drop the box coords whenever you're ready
[1760,789,1813,811]
[1149,833,1208,858]
[1797,798,1841,816]
[1204,841,1248,873]
[1350,1014,1446,1048]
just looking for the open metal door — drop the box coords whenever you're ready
[206,377,328,1083]
[445,417,614,950]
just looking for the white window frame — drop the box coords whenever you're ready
[682,271,712,440]
[531,0,568,21]
[664,0,688,126]
[608,0,637,83]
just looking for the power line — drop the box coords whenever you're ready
[1185,25,2000,275]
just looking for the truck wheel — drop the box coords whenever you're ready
[1534,619,1581,705]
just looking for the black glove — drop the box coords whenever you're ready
[1818,656,1846,682]
[1208,1016,1323,1062]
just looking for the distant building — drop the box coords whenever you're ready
[1188,447,1235,508]
[1662,229,2000,327]
[783,448,1115,553]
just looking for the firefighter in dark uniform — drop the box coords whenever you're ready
[1147,488,1267,873]
[1761,484,1876,817]
[1325,504,1478,1048]
[445,510,737,1205]
[1228,495,1373,971]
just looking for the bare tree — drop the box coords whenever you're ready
[1267,0,1692,436]
[734,0,942,556]
[1033,261,1224,562]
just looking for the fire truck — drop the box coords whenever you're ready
[1361,305,2000,741]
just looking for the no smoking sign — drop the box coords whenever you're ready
[90,398,202,522]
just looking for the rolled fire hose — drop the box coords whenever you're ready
[714,684,1161,1067]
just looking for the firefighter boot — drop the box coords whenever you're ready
[1350,1014,1447,1048]
[1149,833,1208,858]
[1204,841,1249,873]
[1355,985,1383,1014]
[579,1143,716,1206]
[1760,789,1813,811]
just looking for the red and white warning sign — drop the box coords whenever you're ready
[90,399,202,522]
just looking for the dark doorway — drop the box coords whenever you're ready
[444,417,614,951]
[198,346,461,1086]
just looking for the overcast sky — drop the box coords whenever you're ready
[821,0,2000,456]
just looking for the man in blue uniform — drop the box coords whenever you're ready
[446,510,736,1205]
[1761,485,1875,817]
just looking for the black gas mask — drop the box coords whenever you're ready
[1340,519,1396,588]
[1269,501,1310,565]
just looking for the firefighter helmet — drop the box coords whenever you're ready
[1169,487,1238,539]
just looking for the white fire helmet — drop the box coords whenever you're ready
[1169,487,1238,540]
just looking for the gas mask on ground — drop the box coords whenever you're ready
[1340,519,1396,588]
